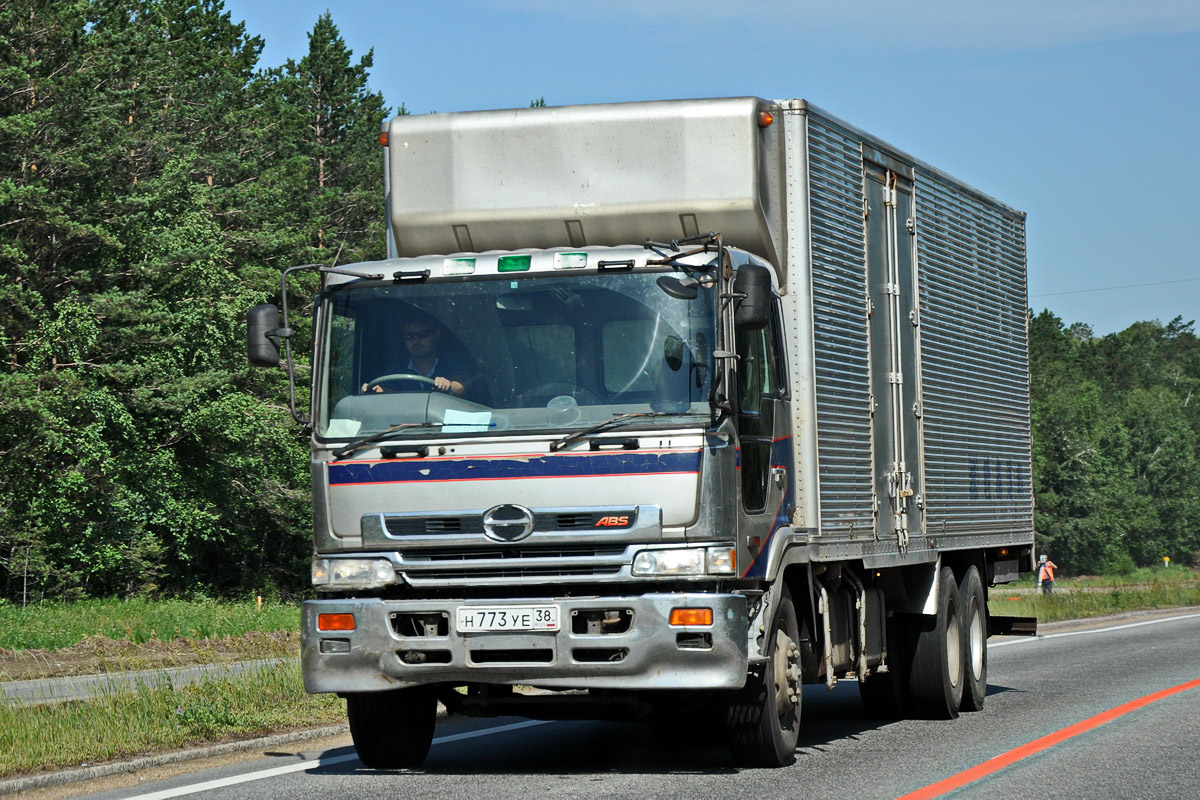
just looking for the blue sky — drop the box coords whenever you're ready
[225,0,1200,335]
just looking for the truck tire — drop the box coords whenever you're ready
[726,585,802,767]
[907,565,964,719]
[958,565,988,712]
[858,615,908,719]
[346,687,437,769]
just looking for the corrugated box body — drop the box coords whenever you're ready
[795,105,1032,564]
[384,97,1034,560]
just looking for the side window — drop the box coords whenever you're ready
[325,311,357,408]
[735,323,778,515]
[736,326,777,414]
[769,300,788,394]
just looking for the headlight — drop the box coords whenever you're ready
[312,558,397,590]
[632,547,736,577]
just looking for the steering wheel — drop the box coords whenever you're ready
[364,373,438,392]
[516,382,603,406]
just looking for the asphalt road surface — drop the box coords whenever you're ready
[60,611,1200,800]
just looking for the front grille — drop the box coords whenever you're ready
[551,513,596,530]
[419,565,622,581]
[383,509,637,537]
[396,543,632,585]
[386,516,485,536]
[407,546,627,562]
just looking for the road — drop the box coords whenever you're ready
[48,611,1200,800]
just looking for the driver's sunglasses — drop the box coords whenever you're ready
[405,329,435,341]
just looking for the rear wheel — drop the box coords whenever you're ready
[347,687,437,769]
[958,566,988,712]
[907,565,964,719]
[727,586,802,767]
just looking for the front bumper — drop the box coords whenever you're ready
[302,593,748,694]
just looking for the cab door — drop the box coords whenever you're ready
[734,299,790,571]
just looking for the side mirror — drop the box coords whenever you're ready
[247,304,282,367]
[733,264,772,330]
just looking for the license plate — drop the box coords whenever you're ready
[456,605,560,633]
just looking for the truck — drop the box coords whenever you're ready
[247,97,1036,768]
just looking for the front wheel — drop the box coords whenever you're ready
[347,687,437,769]
[726,586,802,767]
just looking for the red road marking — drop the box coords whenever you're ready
[898,678,1200,800]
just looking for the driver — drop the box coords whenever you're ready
[362,317,474,397]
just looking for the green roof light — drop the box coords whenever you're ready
[498,255,532,272]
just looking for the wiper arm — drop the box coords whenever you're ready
[548,412,705,453]
[331,423,442,461]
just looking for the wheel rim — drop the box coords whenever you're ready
[967,599,984,681]
[772,628,802,725]
[946,604,962,690]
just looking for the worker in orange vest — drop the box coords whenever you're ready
[1038,554,1057,595]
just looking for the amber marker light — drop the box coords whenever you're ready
[379,132,389,147]
[318,613,357,631]
[758,110,775,128]
[670,608,713,626]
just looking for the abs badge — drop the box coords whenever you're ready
[482,504,536,542]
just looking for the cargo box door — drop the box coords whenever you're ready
[864,161,925,546]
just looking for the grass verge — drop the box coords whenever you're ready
[0,661,344,779]
[991,572,1200,622]
[0,598,300,651]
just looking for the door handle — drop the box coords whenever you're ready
[771,466,787,488]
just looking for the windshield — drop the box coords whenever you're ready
[315,271,717,440]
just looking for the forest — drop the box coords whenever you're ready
[1,1,1198,602]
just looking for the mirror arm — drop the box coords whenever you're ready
[278,264,322,426]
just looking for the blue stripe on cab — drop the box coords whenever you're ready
[328,450,702,486]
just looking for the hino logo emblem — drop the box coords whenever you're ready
[482,504,535,542]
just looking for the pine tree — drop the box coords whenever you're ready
[278,12,389,266]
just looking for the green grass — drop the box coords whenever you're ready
[1008,565,1197,589]
[0,661,345,778]
[992,568,1200,623]
[0,598,300,651]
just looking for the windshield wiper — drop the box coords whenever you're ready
[331,423,442,461]
[549,412,706,452]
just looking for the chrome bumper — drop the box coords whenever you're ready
[302,593,748,693]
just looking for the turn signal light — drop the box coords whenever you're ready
[379,132,389,147]
[758,110,775,128]
[318,613,357,632]
[669,608,713,626]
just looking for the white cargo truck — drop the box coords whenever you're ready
[248,97,1037,768]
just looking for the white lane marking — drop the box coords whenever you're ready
[121,719,552,800]
[989,612,1200,648]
